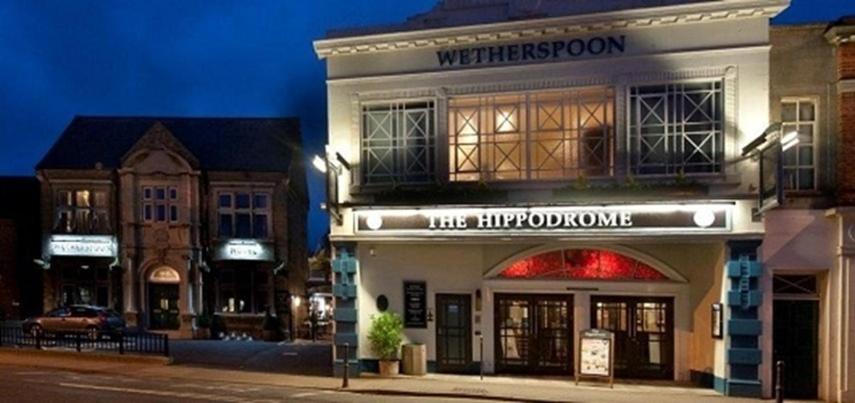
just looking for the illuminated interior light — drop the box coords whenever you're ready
[312,155,327,173]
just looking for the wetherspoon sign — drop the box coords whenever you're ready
[48,235,117,258]
[355,204,732,236]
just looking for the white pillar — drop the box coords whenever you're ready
[826,208,855,402]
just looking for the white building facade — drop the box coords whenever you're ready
[315,0,799,399]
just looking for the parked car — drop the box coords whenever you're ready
[23,305,126,340]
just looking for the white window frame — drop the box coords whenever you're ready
[780,97,819,191]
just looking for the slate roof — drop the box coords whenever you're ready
[36,116,302,172]
[327,0,718,38]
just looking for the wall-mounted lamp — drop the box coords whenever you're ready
[312,155,327,174]
[314,148,352,226]
[427,308,434,322]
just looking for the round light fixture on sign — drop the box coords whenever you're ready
[693,209,716,228]
[366,214,383,231]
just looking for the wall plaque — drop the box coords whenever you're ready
[403,281,427,328]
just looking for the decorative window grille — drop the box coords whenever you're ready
[498,249,667,281]
[217,191,271,239]
[781,99,817,190]
[54,189,110,234]
[629,81,724,175]
[142,186,179,223]
[449,87,614,181]
[361,101,436,185]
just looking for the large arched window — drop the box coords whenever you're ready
[498,249,667,281]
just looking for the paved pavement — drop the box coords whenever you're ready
[170,340,332,376]
[0,348,777,402]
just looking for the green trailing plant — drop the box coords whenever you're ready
[368,312,403,361]
[674,168,690,186]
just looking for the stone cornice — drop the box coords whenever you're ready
[825,25,855,45]
[839,79,855,94]
[314,0,789,58]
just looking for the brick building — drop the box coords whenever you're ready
[35,117,308,339]
[0,177,41,321]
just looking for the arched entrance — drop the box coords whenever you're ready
[489,247,677,379]
[147,266,180,330]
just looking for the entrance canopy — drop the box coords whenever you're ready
[498,249,668,281]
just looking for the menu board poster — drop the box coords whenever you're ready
[577,329,614,382]
[403,281,427,328]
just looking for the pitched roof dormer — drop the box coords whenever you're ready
[121,121,199,174]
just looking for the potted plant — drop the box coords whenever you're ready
[262,309,282,342]
[194,314,212,340]
[368,312,403,377]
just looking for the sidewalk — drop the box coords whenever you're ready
[0,349,759,402]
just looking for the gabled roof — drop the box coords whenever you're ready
[36,116,302,172]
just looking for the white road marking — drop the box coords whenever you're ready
[58,383,248,402]
[282,352,298,356]
[289,391,318,398]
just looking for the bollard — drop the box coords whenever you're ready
[776,360,784,403]
[35,330,41,350]
[76,332,81,352]
[479,334,484,381]
[164,334,170,357]
[118,332,124,355]
[342,343,350,389]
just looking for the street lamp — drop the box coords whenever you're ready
[289,295,302,341]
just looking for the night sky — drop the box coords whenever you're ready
[0,0,852,248]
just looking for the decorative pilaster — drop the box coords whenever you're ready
[332,243,359,377]
[723,240,764,397]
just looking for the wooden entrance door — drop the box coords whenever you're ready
[149,284,180,330]
[495,294,573,374]
[436,294,472,373]
[591,296,674,379]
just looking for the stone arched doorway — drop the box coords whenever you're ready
[147,266,181,330]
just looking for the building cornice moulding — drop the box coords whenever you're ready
[839,79,855,94]
[314,0,788,58]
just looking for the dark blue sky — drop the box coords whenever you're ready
[0,0,851,247]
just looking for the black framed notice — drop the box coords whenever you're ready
[403,281,427,328]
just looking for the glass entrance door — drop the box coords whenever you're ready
[149,284,180,330]
[591,296,674,379]
[495,294,573,374]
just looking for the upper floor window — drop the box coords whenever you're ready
[142,186,179,223]
[629,81,724,175]
[781,99,817,191]
[217,191,271,239]
[361,101,436,186]
[55,190,110,234]
[449,87,614,182]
